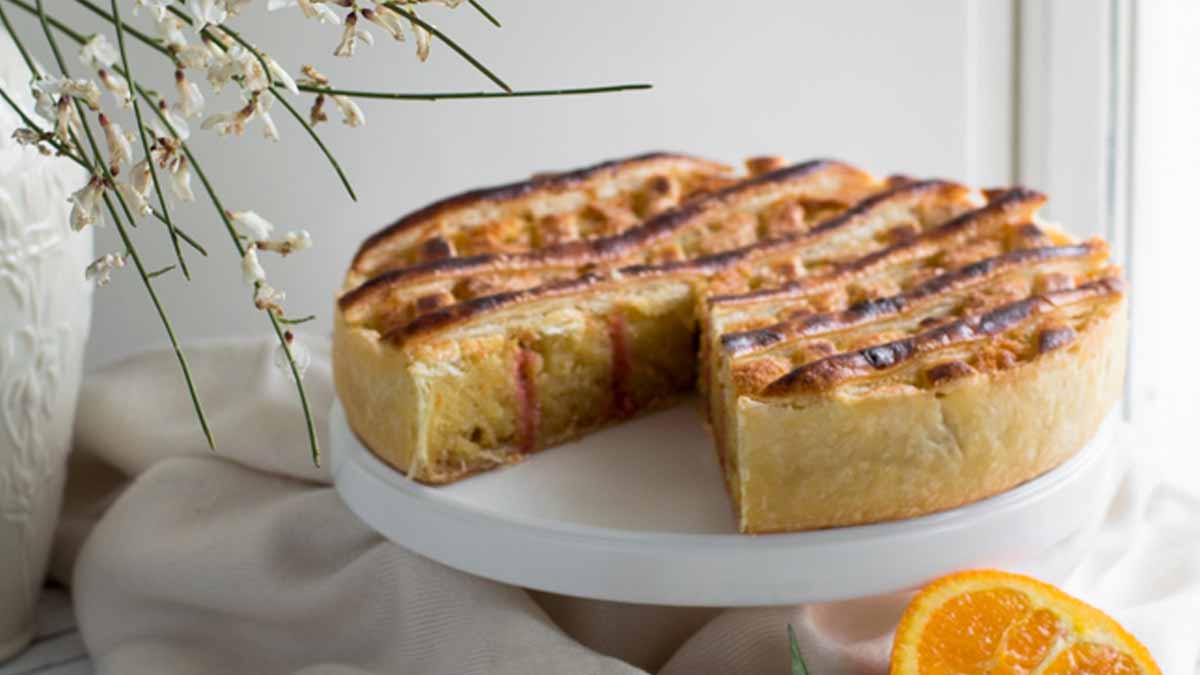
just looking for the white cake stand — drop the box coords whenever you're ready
[331,400,1117,606]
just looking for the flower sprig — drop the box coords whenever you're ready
[0,0,651,465]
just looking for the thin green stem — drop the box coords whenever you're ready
[0,1,35,75]
[467,0,501,28]
[101,192,214,448]
[272,91,357,201]
[266,313,318,464]
[278,314,316,325]
[147,264,176,278]
[111,0,189,279]
[213,22,357,202]
[167,222,208,256]
[383,2,511,92]
[292,82,653,100]
[33,0,69,80]
[788,625,809,675]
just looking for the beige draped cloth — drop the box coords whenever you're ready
[54,337,1200,674]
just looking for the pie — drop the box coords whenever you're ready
[333,153,1127,533]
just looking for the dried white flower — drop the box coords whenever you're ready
[34,76,101,110]
[207,45,263,92]
[266,57,299,95]
[225,0,254,17]
[188,0,228,29]
[79,34,118,69]
[173,69,205,118]
[99,114,133,174]
[201,98,255,136]
[286,229,312,252]
[261,111,279,140]
[11,128,41,146]
[33,89,55,125]
[269,0,343,25]
[205,51,239,92]
[133,0,172,21]
[157,15,189,50]
[170,156,195,202]
[203,90,278,138]
[334,12,374,58]
[242,60,271,93]
[309,94,328,125]
[85,253,127,286]
[241,244,266,285]
[69,175,106,231]
[116,181,153,217]
[254,282,286,312]
[363,6,406,41]
[256,229,312,255]
[274,334,311,378]
[52,96,79,145]
[258,98,279,141]
[312,3,343,25]
[131,159,153,197]
[298,63,329,87]
[230,210,274,240]
[176,43,213,69]
[13,129,53,156]
[200,110,236,136]
[410,13,432,61]
[331,94,365,127]
[155,100,191,140]
[97,69,131,107]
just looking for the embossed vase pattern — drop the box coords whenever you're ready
[0,34,92,661]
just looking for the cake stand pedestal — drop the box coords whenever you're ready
[331,401,1117,607]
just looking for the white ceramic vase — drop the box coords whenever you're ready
[0,35,93,661]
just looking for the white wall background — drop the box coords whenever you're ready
[8,1,1014,368]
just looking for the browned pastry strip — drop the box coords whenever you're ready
[761,276,1124,395]
[350,152,735,281]
[706,187,1049,309]
[719,240,1110,357]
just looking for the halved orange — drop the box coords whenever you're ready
[890,570,1160,675]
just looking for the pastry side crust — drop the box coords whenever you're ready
[333,311,426,479]
[732,297,1127,533]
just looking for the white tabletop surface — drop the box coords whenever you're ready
[0,588,92,675]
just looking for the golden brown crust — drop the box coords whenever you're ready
[719,240,1109,358]
[349,152,733,278]
[340,158,884,338]
[761,276,1123,395]
[733,293,1127,532]
[706,187,1048,309]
